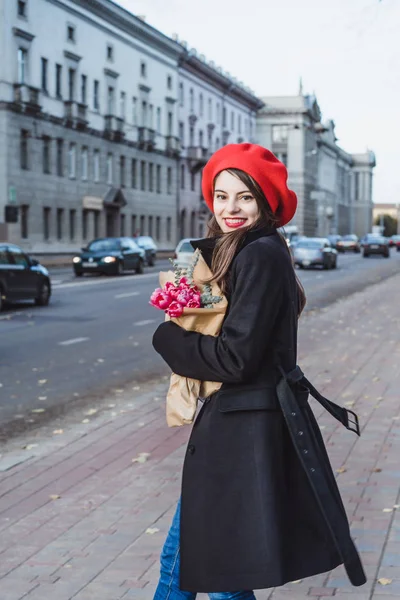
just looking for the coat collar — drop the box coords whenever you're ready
[191,225,277,270]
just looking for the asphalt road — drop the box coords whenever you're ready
[1,251,399,436]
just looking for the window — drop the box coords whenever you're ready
[18,1,27,17]
[216,102,220,124]
[149,104,154,129]
[199,130,203,148]
[179,82,184,106]
[179,122,184,147]
[180,164,185,190]
[94,212,99,238]
[156,165,161,193]
[120,155,126,187]
[107,44,114,61]
[167,111,173,136]
[81,147,88,180]
[156,216,161,241]
[17,48,27,84]
[141,100,147,127]
[55,64,62,98]
[68,143,76,178]
[156,107,161,133]
[120,214,125,236]
[190,88,194,112]
[189,126,194,147]
[238,114,242,134]
[140,215,145,235]
[140,160,146,190]
[68,68,75,101]
[120,91,126,119]
[231,111,234,130]
[67,25,75,42]
[10,247,29,267]
[149,163,154,192]
[222,107,227,128]
[199,94,203,116]
[42,137,51,174]
[132,97,137,125]
[208,98,212,121]
[41,58,48,93]
[82,210,88,239]
[215,136,220,150]
[57,208,64,240]
[131,215,137,236]
[93,150,100,182]
[81,74,87,104]
[69,209,76,240]
[190,211,196,238]
[191,171,195,191]
[166,217,171,242]
[354,172,359,200]
[107,86,114,114]
[107,153,113,184]
[131,159,137,188]
[140,61,147,77]
[167,75,172,90]
[272,125,289,143]
[20,129,29,170]
[148,215,153,237]
[20,205,29,239]
[167,167,172,195]
[56,139,63,176]
[43,207,51,240]
[93,80,100,110]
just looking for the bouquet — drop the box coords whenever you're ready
[150,249,227,427]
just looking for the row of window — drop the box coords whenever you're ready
[20,131,175,193]
[19,206,174,242]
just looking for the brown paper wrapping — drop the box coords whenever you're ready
[159,251,227,427]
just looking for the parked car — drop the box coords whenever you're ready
[337,234,361,253]
[0,244,51,311]
[292,238,338,269]
[174,238,199,268]
[390,234,400,251]
[327,234,343,250]
[134,236,158,266]
[73,237,145,276]
[362,235,390,258]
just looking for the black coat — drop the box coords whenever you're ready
[153,226,366,593]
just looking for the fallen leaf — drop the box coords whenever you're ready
[82,419,90,424]
[31,408,45,413]
[372,468,382,473]
[336,467,347,474]
[146,527,159,535]
[344,401,355,407]
[372,377,380,382]
[132,452,151,464]
[53,429,64,435]
[49,494,61,500]
[382,508,393,513]
[22,444,38,450]
[378,578,392,585]
[38,379,47,385]
[85,408,98,416]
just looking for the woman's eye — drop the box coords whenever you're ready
[241,195,254,201]
[215,194,226,200]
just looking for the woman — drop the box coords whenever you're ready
[152,144,366,598]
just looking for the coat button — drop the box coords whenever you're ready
[188,444,195,455]
[298,430,304,436]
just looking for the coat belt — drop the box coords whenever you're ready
[276,365,367,587]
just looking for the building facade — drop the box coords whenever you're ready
[256,89,376,237]
[0,0,262,253]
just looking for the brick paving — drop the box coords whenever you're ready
[0,273,400,600]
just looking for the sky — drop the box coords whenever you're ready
[115,0,399,205]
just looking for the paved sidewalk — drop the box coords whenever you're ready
[0,273,400,600]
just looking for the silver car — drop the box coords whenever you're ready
[174,238,199,268]
[293,238,338,270]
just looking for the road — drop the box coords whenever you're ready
[1,251,399,436]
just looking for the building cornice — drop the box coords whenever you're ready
[64,50,82,62]
[13,27,35,41]
[104,67,119,79]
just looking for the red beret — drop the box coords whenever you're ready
[201,143,297,227]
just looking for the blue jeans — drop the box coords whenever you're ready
[153,498,256,600]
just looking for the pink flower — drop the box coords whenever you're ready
[150,288,172,310]
[167,301,184,318]
[176,288,192,306]
[164,281,176,292]
[179,277,189,286]
[187,296,201,308]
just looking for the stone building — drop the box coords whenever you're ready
[0,0,261,253]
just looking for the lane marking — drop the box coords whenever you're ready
[134,319,155,327]
[54,272,158,290]
[114,291,140,299]
[58,337,89,346]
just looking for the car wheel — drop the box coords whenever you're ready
[75,271,83,277]
[136,259,144,275]
[117,261,124,275]
[363,252,369,257]
[35,281,51,306]
[0,288,3,312]
[148,256,155,267]
[384,252,390,258]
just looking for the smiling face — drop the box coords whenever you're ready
[213,170,260,233]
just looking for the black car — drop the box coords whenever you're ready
[292,238,338,269]
[73,237,145,276]
[0,244,51,311]
[134,236,158,266]
[362,235,390,258]
[337,234,361,253]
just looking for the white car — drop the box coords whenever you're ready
[174,238,199,268]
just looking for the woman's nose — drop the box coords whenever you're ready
[226,198,240,213]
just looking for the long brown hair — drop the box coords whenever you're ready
[206,168,306,315]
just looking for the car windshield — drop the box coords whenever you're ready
[296,240,323,249]
[367,237,384,243]
[87,239,120,252]
[392,235,400,241]
[178,241,194,253]
[136,237,155,247]
[343,235,357,241]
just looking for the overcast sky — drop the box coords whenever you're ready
[116,0,399,205]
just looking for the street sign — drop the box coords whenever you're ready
[8,186,17,205]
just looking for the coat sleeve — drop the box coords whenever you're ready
[152,241,286,383]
